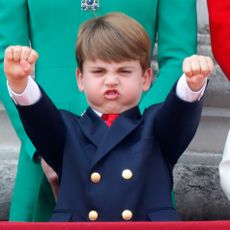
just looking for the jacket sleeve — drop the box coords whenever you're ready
[139,0,197,110]
[155,84,203,167]
[0,0,36,160]
[16,88,67,174]
[208,0,230,80]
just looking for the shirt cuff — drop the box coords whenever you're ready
[176,73,207,102]
[7,76,41,105]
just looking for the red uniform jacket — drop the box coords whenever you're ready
[208,0,230,80]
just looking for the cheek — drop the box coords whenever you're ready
[124,82,142,100]
[130,79,143,92]
[84,80,100,96]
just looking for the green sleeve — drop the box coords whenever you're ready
[139,0,197,111]
[0,0,36,160]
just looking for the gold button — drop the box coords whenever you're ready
[91,172,101,183]
[88,210,98,221]
[122,169,133,180]
[122,209,133,221]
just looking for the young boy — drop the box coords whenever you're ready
[4,13,213,222]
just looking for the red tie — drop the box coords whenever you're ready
[102,114,119,127]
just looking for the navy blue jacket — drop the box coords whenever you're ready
[16,84,203,222]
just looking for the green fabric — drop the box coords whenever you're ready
[32,176,56,222]
[0,0,197,221]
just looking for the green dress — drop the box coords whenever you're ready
[0,0,197,221]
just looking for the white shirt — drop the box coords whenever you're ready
[219,130,230,200]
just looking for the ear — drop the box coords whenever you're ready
[142,67,152,92]
[76,68,84,92]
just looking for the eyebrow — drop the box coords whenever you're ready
[87,63,137,70]
[88,66,136,71]
[117,66,136,70]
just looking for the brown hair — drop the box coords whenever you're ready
[76,12,151,72]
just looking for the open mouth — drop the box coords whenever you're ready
[104,89,120,100]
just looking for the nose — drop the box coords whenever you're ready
[104,73,119,87]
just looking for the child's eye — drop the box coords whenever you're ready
[92,70,105,74]
[120,70,132,74]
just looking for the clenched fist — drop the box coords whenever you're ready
[4,46,39,93]
[183,55,214,91]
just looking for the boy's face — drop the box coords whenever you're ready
[76,59,152,114]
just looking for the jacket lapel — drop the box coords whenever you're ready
[91,106,142,168]
[77,107,109,147]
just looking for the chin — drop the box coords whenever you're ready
[103,107,122,114]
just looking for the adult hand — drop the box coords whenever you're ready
[41,158,59,201]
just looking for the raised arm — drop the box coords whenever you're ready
[156,55,213,166]
[4,46,66,173]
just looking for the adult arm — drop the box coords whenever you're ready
[0,0,37,160]
[207,0,230,199]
